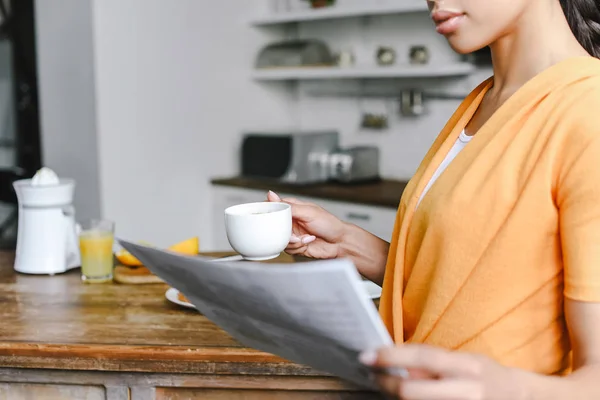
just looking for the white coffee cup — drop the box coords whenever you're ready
[224,201,292,261]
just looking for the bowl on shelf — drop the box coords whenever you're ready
[255,39,335,69]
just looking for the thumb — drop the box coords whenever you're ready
[266,191,316,221]
[267,191,309,207]
[267,190,281,202]
[287,202,320,223]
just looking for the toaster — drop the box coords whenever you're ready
[241,131,339,184]
[328,146,380,183]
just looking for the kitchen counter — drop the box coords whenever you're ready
[211,176,408,208]
[0,251,379,399]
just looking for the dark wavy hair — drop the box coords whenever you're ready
[560,0,600,57]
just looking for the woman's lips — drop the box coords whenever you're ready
[431,10,466,35]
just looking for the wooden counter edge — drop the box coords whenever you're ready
[0,343,332,376]
[211,176,406,209]
[0,343,283,363]
[0,369,367,393]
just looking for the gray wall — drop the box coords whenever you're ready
[34,0,101,222]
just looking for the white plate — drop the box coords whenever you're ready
[165,287,196,309]
[362,280,383,300]
[165,281,382,310]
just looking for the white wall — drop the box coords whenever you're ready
[35,0,491,250]
[291,10,489,179]
[35,0,102,222]
[249,0,491,180]
[91,0,293,248]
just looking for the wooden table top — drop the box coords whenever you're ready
[211,176,408,209]
[0,251,332,377]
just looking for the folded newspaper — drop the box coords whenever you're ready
[119,239,393,390]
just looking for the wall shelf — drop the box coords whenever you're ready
[250,2,429,26]
[252,63,475,81]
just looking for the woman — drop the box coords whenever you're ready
[267,0,600,398]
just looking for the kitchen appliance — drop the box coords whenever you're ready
[241,131,339,184]
[328,146,380,183]
[12,177,80,274]
[255,39,334,69]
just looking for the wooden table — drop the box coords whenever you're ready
[0,251,380,399]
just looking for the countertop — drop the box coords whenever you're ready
[0,251,341,379]
[211,176,408,209]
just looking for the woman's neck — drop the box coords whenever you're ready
[489,0,589,95]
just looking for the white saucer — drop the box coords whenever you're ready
[165,281,382,310]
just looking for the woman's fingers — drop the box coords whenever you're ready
[285,234,317,257]
[288,234,316,247]
[266,190,328,258]
[376,377,483,400]
[361,345,484,379]
[285,245,308,255]
[300,235,316,244]
[289,235,301,244]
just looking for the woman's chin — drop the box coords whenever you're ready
[445,36,489,55]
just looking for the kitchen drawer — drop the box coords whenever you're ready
[211,186,398,251]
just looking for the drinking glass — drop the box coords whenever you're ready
[79,219,115,283]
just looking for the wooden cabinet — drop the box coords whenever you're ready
[0,369,378,400]
[211,186,397,251]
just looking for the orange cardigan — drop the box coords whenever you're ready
[379,56,600,374]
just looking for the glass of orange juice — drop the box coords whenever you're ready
[79,219,115,283]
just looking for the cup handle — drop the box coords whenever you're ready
[63,205,81,268]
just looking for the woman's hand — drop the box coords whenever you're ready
[266,190,348,260]
[359,344,527,400]
[267,190,391,284]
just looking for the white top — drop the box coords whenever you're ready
[417,131,473,207]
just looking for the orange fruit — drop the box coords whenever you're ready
[115,237,199,266]
[168,236,199,255]
[115,249,143,266]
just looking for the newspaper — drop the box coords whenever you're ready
[118,239,393,390]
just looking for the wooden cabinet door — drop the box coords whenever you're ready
[0,383,107,400]
[156,387,379,400]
